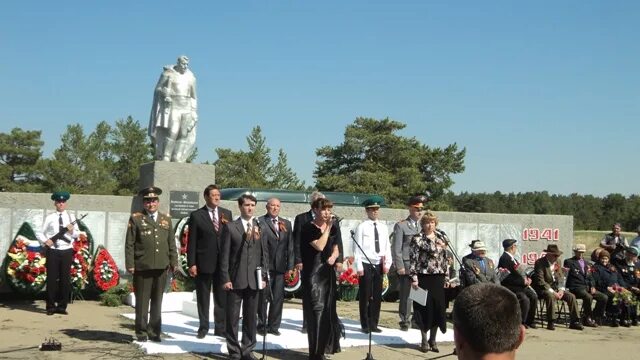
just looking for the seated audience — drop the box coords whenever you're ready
[591,250,631,327]
[498,239,538,329]
[531,245,583,331]
[462,240,498,285]
[563,244,606,327]
[613,246,640,326]
[453,283,525,360]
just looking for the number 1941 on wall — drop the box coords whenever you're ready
[522,228,560,241]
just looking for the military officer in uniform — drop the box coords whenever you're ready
[125,186,177,342]
[613,246,640,326]
[391,195,425,331]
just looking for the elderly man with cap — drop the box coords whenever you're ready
[532,244,583,330]
[498,239,538,329]
[391,194,425,331]
[37,191,80,315]
[462,240,498,285]
[353,195,392,333]
[563,244,605,327]
[125,186,177,342]
[613,246,640,326]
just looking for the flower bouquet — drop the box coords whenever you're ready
[91,245,120,292]
[174,217,190,277]
[612,284,637,307]
[71,232,93,296]
[3,229,47,295]
[337,267,359,301]
[381,273,390,297]
[284,268,301,293]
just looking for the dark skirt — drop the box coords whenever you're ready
[302,261,344,360]
[413,273,447,333]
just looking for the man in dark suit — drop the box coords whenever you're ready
[125,186,177,342]
[531,244,583,331]
[563,243,605,327]
[257,198,294,336]
[293,190,344,333]
[462,241,499,285]
[186,184,233,338]
[220,194,269,360]
[497,239,538,329]
[391,195,424,331]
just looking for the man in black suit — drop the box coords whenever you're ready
[498,239,538,329]
[220,194,269,360]
[293,190,345,333]
[186,184,233,338]
[257,198,294,336]
[563,244,604,327]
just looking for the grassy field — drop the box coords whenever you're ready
[573,230,636,251]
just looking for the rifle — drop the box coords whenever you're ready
[50,213,88,247]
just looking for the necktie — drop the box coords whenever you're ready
[58,213,64,232]
[374,222,380,253]
[212,209,219,232]
[272,218,279,237]
[579,259,585,273]
[479,258,486,273]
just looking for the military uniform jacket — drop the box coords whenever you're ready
[219,218,269,290]
[125,211,177,271]
[260,215,294,274]
[613,258,640,288]
[392,217,420,272]
[563,257,595,291]
[462,255,498,284]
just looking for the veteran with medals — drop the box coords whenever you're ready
[125,186,177,342]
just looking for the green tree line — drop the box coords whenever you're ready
[2,116,634,231]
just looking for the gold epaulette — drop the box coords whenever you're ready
[132,212,143,218]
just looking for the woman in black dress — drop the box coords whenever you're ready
[300,198,344,360]
[409,211,450,353]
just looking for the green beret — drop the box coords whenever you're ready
[51,191,70,202]
[362,195,385,208]
[138,186,163,199]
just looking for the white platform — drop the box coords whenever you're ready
[122,292,453,355]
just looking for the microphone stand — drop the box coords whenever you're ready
[260,271,273,360]
[437,229,467,281]
[350,230,377,360]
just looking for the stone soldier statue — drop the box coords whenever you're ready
[149,55,197,162]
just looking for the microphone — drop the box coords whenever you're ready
[331,214,343,222]
[350,229,355,237]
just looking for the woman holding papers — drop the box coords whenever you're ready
[409,211,450,353]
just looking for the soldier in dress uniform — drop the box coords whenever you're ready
[613,246,640,326]
[125,186,177,342]
[391,195,425,331]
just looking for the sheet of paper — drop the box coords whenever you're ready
[409,286,428,306]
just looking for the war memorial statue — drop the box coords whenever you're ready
[148,55,197,162]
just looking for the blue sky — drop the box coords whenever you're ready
[1,1,638,196]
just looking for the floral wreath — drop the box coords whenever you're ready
[91,245,119,292]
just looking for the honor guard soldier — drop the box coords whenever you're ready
[353,195,392,333]
[125,186,177,342]
[38,191,80,315]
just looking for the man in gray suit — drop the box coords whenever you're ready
[391,195,426,331]
[220,194,269,360]
[462,241,499,285]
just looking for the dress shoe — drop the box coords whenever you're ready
[620,320,631,327]
[196,329,207,339]
[525,322,538,329]
[149,336,161,343]
[257,328,266,336]
[569,322,584,331]
[400,325,408,331]
[213,330,226,338]
[360,328,370,334]
[268,329,281,336]
[611,319,620,327]
[428,341,439,353]
[546,323,556,331]
[136,336,148,342]
[55,308,68,315]
[370,327,382,333]
[46,309,55,316]
[301,327,307,334]
[419,343,429,353]
[582,318,597,327]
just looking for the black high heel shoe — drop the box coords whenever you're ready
[428,340,439,353]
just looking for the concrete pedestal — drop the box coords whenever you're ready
[137,161,216,213]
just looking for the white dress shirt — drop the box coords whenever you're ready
[353,219,392,272]
[37,211,79,251]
